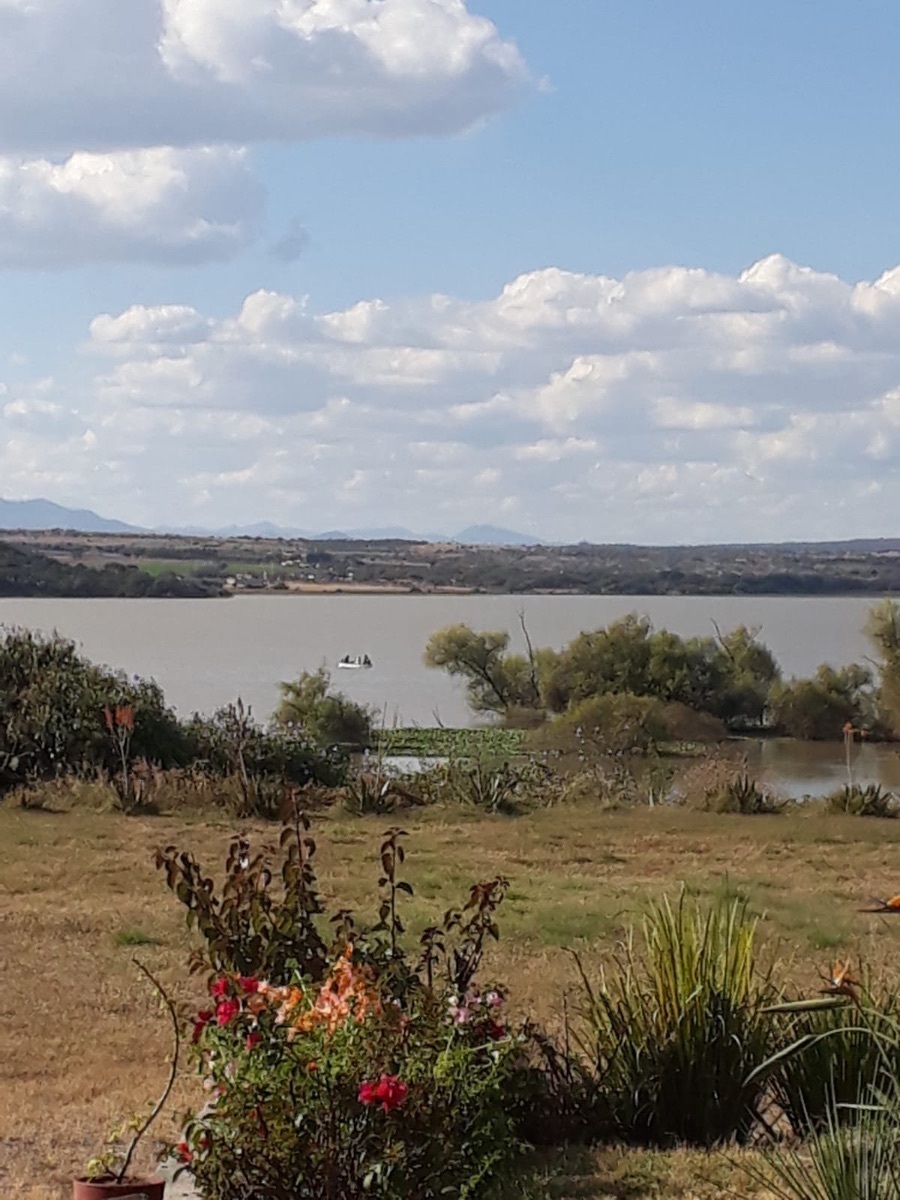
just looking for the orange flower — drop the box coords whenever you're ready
[260,946,382,1039]
[819,960,860,1002]
[859,895,900,913]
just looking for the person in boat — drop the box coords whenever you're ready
[340,655,351,664]
[363,654,372,667]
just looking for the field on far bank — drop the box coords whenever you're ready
[6,801,900,1198]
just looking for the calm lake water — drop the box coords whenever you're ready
[1,593,897,796]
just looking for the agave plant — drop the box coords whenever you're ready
[826,784,897,818]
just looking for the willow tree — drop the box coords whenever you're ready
[423,623,554,715]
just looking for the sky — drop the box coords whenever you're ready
[2,0,900,544]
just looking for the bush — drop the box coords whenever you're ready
[756,1090,900,1200]
[673,754,787,814]
[165,820,527,1199]
[529,693,669,760]
[0,626,186,794]
[574,892,778,1146]
[769,665,875,741]
[771,985,900,1137]
[184,701,347,816]
[275,668,374,749]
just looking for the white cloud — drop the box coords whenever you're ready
[0,0,528,156]
[0,147,262,266]
[7,255,900,540]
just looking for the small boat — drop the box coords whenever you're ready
[337,655,373,669]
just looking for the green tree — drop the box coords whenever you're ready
[423,624,554,715]
[769,663,874,740]
[543,615,654,712]
[713,624,781,726]
[544,615,778,727]
[865,599,900,735]
[274,668,373,748]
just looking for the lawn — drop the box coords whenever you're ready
[5,801,900,1198]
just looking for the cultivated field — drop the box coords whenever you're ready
[6,802,900,1198]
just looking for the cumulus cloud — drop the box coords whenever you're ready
[7,254,898,540]
[0,0,528,156]
[0,147,262,267]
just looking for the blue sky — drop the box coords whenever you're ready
[1,0,899,541]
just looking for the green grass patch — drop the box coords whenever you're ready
[133,558,205,577]
[114,928,162,947]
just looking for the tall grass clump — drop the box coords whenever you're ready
[755,1089,900,1200]
[575,892,777,1146]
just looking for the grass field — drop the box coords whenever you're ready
[6,801,900,1198]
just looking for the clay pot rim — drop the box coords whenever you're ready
[73,1176,165,1185]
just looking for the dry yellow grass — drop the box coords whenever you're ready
[5,800,900,1197]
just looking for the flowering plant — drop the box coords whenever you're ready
[165,818,526,1199]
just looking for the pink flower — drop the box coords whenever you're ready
[359,1074,408,1114]
[448,996,470,1025]
[486,1019,506,1041]
[192,1009,214,1044]
[177,1141,192,1164]
[210,978,230,999]
[245,1031,262,1052]
[216,998,240,1027]
[239,976,259,995]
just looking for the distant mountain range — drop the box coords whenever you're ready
[0,497,141,534]
[0,498,542,546]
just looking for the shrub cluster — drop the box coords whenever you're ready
[0,628,346,808]
[161,819,523,1199]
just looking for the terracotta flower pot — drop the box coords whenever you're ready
[73,1177,166,1200]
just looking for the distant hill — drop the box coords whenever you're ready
[454,525,543,546]
[0,498,142,534]
[0,500,538,543]
[161,520,540,545]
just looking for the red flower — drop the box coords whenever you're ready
[210,978,230,999]
[177,1141,192,1164]
[245,1031,262,1052]
[239,976,259,995]
[358,1074,408,1114]
[192,1009,214,1044]
[216,998,240,1027]
[486,1019,506,1041]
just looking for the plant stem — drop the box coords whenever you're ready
[117,960,180,1184]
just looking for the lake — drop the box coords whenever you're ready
[1,593,897,796]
